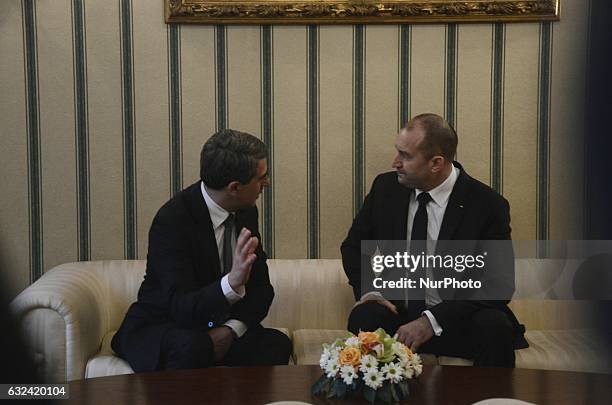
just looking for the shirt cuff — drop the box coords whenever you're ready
[224,319,248,338]
[422,310,443,336]
[221,274,245,305]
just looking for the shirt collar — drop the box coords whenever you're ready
[200,181,230,230]
[415,165,459,208]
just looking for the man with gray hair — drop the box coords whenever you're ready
[112,129,291,371]
[342,113,527,367]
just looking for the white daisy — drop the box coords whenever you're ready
[391,342,405,356]
[340,365,357,385]
[392,342,410,361]
[412,363,423,377]
[359,354,379,373]
[325,357,340,378]
[382,362,404,383]
[344,336,359,347]
[403,365,415,379]
[363,369,385,390]
[409,353,423,377]
[319,349,331,369]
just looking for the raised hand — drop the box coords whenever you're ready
[227,227,259,290]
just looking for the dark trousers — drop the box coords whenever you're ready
[347,302,516,368]
[158,324,292,370]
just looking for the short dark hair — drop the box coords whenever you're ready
[200,129,267,189]
[405,113,458,162]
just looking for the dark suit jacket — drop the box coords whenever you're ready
[111,181,274,372]
[341,163,528,349]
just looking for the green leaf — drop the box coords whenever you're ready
[354,378,364,394]
[377,382,392,404]
[330,378,348,399]
[332,338,345,348]
[374,328,387,341]
[390,383,400,403]
[363,386,376,404]
[383,336,395,350]
[379,351,396,363]
[326,379,337,399]
[398,380,410,398]
[311,375,331,396]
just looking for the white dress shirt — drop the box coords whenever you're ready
[407,165,459,336]
[201,182,248,337]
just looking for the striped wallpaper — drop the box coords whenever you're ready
[0,0,589,298]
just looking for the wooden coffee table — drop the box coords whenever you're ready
[68,365,610,404]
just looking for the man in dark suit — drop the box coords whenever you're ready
[342,113,527,368]
[112,129,291,372]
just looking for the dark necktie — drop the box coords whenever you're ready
[222,214,235,275]
[406,192,432,319]
[410,192,432,254]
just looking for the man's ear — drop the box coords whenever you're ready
[226,180,242,194]
[430,156,445,172]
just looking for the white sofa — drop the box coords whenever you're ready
[11,259,611,382]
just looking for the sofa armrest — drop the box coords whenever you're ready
[11,264,109,382]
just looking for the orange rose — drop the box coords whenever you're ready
[358,331,381,353]
[339,347,361,367]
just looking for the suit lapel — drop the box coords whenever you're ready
[390,182,411,240]
[434,165,468,291]
[185,182,222,278]
[436,165,469,248]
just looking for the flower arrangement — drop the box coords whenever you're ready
[311,328,422,404]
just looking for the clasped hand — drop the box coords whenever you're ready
[355,296,434,351]
[208,326,235,362]
[395,316,434,352]
[354,293,399,314]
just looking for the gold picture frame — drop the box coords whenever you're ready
[165,0,560,24]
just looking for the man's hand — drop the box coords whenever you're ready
[354,293,398,315]
[208,326,235,362]
[227,228,259,290]
[395,316,434,351]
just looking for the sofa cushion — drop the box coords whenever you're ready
[263,260,355,332]
[437,329,611,373]
[516,329,611,373]
[292,329,347,365]
[292,329,438,366]
[84,328,294,378]
[85,331,133,379]
[85,355,134,379]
